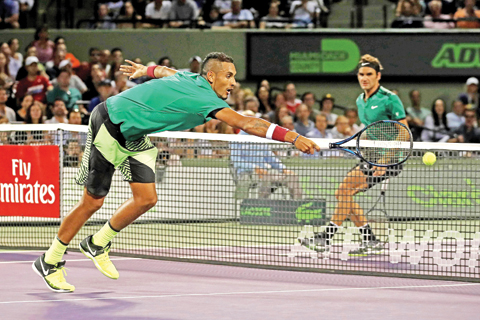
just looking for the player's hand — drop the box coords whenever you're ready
[372,166,387,177]
[294,135,320,155]
[120,59,147,80]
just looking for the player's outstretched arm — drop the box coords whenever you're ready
[215,108,320,155]
[120,60,178,80]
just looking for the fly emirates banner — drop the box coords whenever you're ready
[0,146,60,218]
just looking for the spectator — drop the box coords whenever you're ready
[202,6,225,28]
[16,56,52,104]
[345,108,364,134]
[0,52,14,91]
[133,0,149,19]
[391,0,424,28]
[62,110,87,146]
[8,38,23,71]
[230,130,302,200]
[179,55,202,73]
[15,45,44,81]
[31,26,55,64]
[158,56,173,67]
[18,0,34,28]
[100,49,111,71]
[0,0,20,29]
[63,139,84,168]
[88,80,113,112]
[330,115,352,139]
[45,48,67,79]
[118,1,143,28]
[83,63,106,100]
[448,109,480,143]
[91,4,116,29]
[1,42,21,81]
[320,93,337,127]
[14,102,45,145]
[45,98,68,124]
[169,0,198,28]
[454,0,480,28]
[260,2,290,29]
[290,0,319,28]
[446,100,466,130]
[458,77,479,110]
[273,92,287,111]
[279,115,295,131]
[222,0,255,28]
[306,113,333,138]
[51,60,88,94]
[421,98,451,142]
[114,71,136,93]
[244,96,262,117]
[46,69,82,111]
[294,104,315,136]
[53,41,81,70]
[284,82,302,114]
[16,94,33,122]
[256,85,273,115]
[406,89,430,140]
[0,87,15,122]
[145,0,172,27]
[424,0,455,29]
[274,105,289,125]
[76,47,102,82]
[301,91,320,122]
[108,48,124,80]
[395,0,423,16]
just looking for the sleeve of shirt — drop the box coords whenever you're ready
[388,95,406,120]
[191,2,199,19]
[15,80,26,98]
[243,10,254,20]
[42,76,52,89]
[168,4,177,19]
[46,90,54,104]
[200,98,231,121]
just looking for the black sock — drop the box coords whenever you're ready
[359,224,376,243]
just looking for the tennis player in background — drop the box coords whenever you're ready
[300,54,409,256]
[33,52,320,292]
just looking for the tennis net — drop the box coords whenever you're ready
[0,124,479,281]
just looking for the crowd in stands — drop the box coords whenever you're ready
[392,0,480,28]
[1,25,480,166]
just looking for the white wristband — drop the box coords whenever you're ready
[266,124,277,140]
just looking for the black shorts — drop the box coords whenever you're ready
[75,102,158,197]
[349,161,403,191]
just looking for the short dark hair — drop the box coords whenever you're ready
[89,47,101,55]
[158,56,171,65]
[200,52,234,76]
[111,47,122,55]
[58,69,71,77]
[301,92,315,101]
[54,98,66,105]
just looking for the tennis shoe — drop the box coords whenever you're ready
[79,235,119,279]
[32,254,75,293]
[299,232,330,252]
[366,240,385,254]
[348,244,368,256]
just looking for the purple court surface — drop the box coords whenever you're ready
[1,250,479,320]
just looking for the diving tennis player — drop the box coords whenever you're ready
[33,52,320,292]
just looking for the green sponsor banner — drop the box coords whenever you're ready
[240,199,326,225]
[248,32,480,77]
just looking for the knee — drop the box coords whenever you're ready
[83,193,105,212]
[137,194,158,211]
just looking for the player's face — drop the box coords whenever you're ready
[210,62,236,100]
[357,67,380,92]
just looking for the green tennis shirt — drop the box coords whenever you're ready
[356,86,406,126]
[106,71,230,141]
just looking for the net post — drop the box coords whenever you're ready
[59,128,64,224]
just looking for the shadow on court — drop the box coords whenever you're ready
[0,251,479,320]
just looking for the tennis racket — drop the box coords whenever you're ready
[329,120,413,167]
[366,179,390,243]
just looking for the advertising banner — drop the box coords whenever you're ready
[248,32,480,77]
[0,146,60,218]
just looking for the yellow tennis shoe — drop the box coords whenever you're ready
[79,235,119,279]
[32,254,75,293]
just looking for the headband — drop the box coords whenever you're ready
[358,62,380,73]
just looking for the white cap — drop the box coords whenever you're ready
[466,77,479,86]
[189,56,202,64]
[59,59,71,69]
[25,56,39,66]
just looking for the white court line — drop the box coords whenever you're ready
[0,257,140,264]
[0,250,46,253]
[1,283,479,305]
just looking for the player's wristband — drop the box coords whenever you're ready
[292,134,301,145]
[266,124,289,142]
[147,65,157,78]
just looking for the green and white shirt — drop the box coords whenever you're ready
[356,86,406,126]
[106,71,230,141]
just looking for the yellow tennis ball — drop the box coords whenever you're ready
[423,152,436,166]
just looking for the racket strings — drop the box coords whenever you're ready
[359,122,412,165]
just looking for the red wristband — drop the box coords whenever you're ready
[147,65,157,78]
[272,125,289,142]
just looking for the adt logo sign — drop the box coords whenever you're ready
[432,43,480,68]
[289,39,360,74]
